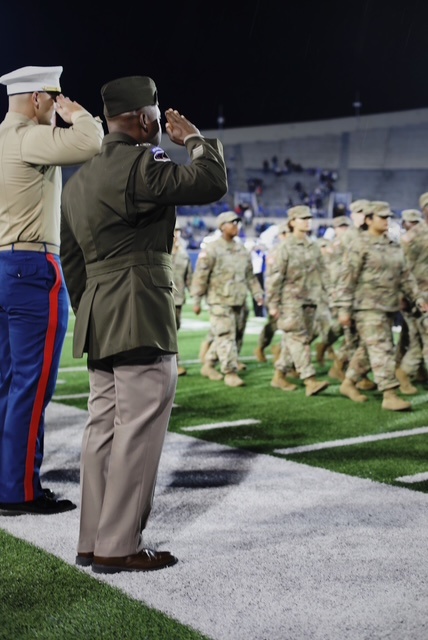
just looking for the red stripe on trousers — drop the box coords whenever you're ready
[24,255,62,501]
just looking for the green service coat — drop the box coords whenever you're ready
[60,132,227,360]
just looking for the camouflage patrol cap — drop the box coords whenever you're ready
[332,215,351,228]
[287,205,312,220]
[369,201,392,218]
[217,211,241,228]
[401,209,422,223]
[419,192,428,209]
[101,76,158,117]
[349,199,370,214]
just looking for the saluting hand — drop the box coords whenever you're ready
[54,95,91,125]
[165,109,201,146]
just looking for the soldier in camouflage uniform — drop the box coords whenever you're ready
[172,221,193,376]
[256,221,297,387]
[334,201,428,411]
[190,211,264,387]
[311,229,343,366]
[396,209,428,387]
[266,205,329,396]
[327,200,376,393]
[254,221,289,364]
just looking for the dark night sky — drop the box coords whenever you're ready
[1,0,428,132]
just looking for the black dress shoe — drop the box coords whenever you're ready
[0,496,76,515]
[92,548,178,574]
[76,552,94,567]
[42,488,56,500]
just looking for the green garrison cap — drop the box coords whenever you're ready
[101,76,158,117]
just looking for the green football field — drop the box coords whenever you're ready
[56,301,428,495]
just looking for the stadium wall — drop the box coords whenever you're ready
[161,108,428,214]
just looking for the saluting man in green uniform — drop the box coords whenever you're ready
[60,75,228,573]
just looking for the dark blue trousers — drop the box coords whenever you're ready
[0,251,68,502]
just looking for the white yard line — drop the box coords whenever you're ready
[274,426,428,455]
[181,419,261,432]
[395,471,428,483]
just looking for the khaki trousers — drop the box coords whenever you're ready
[78,355,177,557]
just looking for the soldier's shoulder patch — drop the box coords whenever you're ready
[150,146,171,162]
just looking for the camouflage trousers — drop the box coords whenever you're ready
[329,307,359,364]
[397,311,428,377]
[312,299,336,344]
[258,314,278,349]
[275,334,295,373]
[346,310,398,391]
[206,304,249,374]
[276,304,317,380]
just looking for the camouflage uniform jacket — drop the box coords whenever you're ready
[172,244,193,306]
[266,234,328,313]
[334,230,425,313]
[190,237,263,306]
[400,221,428,292]
[320,236,343,299]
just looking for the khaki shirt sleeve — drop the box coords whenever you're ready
[20,114,104,166]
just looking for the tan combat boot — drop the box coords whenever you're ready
[315,342,329,365]
[270,370,297,392]
[271,344,281,363]
[382,389,412,411]
[340,378,368,403]
[328,356,346,382]
[201,363,223,381]
[237,361,247,371]
[224,372,245,387]
[199,340,211,363]
[304,376,329,397]
[356,376,377,391]
[395,367,418,395]
[254,346,267,363]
